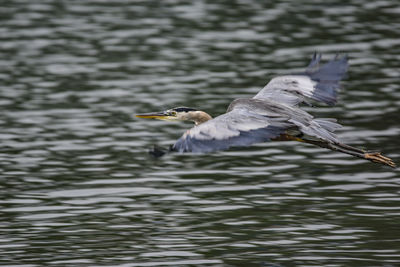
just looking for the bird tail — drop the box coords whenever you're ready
[303,139,396,168]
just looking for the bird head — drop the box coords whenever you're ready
[136,107,212,125]
[136,107,199,122]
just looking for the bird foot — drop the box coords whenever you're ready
[364,152,396,168]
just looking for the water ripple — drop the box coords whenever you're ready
[1,0,400,266]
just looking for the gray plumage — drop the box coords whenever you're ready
[173,54,348,153]
[137,54,395,167]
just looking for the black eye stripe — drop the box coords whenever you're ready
[172,107,197,112]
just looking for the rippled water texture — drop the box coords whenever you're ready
[1,0,400,266]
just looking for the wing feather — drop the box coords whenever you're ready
[172,108,291,153]
[172,54,347,154]
[253,54,348,105]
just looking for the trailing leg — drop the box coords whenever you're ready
[303,139,396,168]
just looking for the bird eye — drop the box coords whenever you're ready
[170,111,177,116]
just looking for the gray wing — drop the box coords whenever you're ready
[253,54,348,105]
[172,108,291,153]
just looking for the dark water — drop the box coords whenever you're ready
[1,0,400,266]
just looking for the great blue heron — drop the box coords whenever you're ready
[136,54,395,168]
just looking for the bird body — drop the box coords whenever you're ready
[136,54,395,168]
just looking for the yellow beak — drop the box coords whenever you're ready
[136,111,170,120]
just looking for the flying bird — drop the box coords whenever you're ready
[136,54,395,168]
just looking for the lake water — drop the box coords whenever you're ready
[1,0,400,266]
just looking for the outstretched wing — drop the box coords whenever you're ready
[172,108,291,153]
[172,54,347,154]
[253,54,348,105]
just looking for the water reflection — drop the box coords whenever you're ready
[1,0,400,266]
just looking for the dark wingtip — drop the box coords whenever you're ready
[304,52,349,105]
[148,145,168,158]
[333,53,349,62]
[307,52,322,69]
[342,53,349,63]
